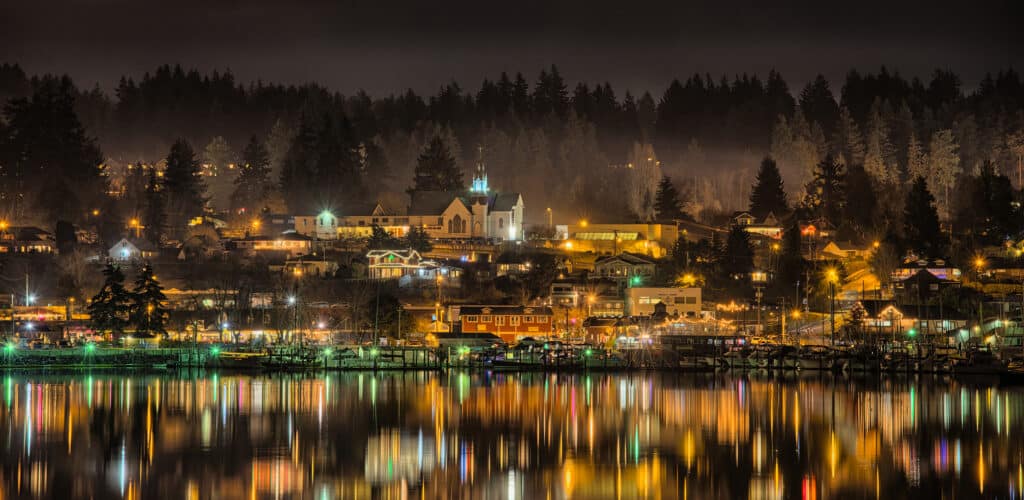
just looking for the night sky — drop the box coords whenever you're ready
[1,0,1020,95]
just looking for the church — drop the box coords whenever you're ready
[296,153,525,241]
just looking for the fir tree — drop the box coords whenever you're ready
[406,226,433,253]
[87,263,131,335]
[231,135,272,213]
[366,225,402,249]
[129,264,168,335]
[654,176,686,222]
[721,226,755,280]
[163,139,207,229]
[749,157,788,218]
[802,154,845,225]
[903,177,946,257]
[410,136,464,193]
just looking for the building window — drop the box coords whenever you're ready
[496,316,505,326]
[481,315,492,323]
[463,315,478,322]
[498,218,504,229]
[524,316,534,323]
[538,316,548,323]
[510,316,521,326]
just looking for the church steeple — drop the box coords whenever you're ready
[471,145,488,194]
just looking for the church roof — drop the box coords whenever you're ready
[489,192,522,212]
[408,191,465,216]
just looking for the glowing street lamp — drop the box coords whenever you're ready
[825,267,838,345]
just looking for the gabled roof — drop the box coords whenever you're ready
[408,191,466,216]
[366,249,420,261]
[488,193,523,212]
[459,305,554,316]
[111,237,157,252]
[595,252,656,266]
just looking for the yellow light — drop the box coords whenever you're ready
[771,243,780,252]
[974,257,986,269]
[564,241,574,250]
[0,220,7,230]
[826,268,839,283]
[872,240,880,248]
[587,295,596,304]
[130,218,139,227]
[792,309,801,319]
[252,219,261,229]
[579,219,588,228]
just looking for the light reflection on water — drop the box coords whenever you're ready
[0,371,1021,499]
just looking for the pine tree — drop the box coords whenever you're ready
[366,225,402,249]
[927,129,961,218]
[654,176,686,222]
[87,263,131,335]
[410,136,464,193]
[832,106,865,167]
[721,226,755,280]
[749,156,788,218]
[142,169,165,245]
[903,177,946,257]
[232,135,272,213]
[129,264,168,335]
[905,132,927,182]
[802,154,845,224]
[406,226,433,253]
[163,139,207,229]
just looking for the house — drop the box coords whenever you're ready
[280,258,339,278]
[366,249,461,285]
[109,237,157,261]
[549,280,591,308]
[624,287,701,317]
[593,253,656,282]
[589,294,626,318]
[893,268,961,304]
[454,305,554,343]
[0,226,55,254]
[232,233,313,257]
[858,300,968,340]
[821,241,872,261]
[495,252,533,277]
[731,211,783,238]
[892,259,962,282]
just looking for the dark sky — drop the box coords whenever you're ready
[1,0,1020,96]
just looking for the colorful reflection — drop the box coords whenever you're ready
[0,372,1020,498]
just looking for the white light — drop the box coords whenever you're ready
[317,322,325,329]
[25,322,33,330]
[26,294,35,304]
[288,296,296,305]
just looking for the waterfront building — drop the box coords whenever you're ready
[453,305,554,342]
[593,252,656,283]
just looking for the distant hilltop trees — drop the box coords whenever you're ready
[0,62,1021,225]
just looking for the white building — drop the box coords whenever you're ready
[625,287,701,317]
[109,238,157,261]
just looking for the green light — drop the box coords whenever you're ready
[323,348,333,358]
[907,328,917,337]
[584,348,593,357]
[369,348,379,357]
[457,346,470,356]
[3,343,14,354]
[211,346,221,356]
[85,343,96,353]
[630,276,641,286]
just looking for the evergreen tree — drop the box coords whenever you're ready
[654,176,686,221]
[721,226,755,280]
[163,139,207,229]
[231,135,272,213]
[954,161,1018,245]
[903,177,946,257]
[366,225,402,249]
[142,169,165,245]
[279,116,319,212]
[405,226,433,253]
[129,264,168,335]
[841,164,878,237]
[87,263,131,335]
[905,132,927,181]
[0,76,106,222]
[802,154,845,224]
[409,136,464,193]
[749,156,788,218]
[798,75,840,137]
[926,129,961,217]
[832,106,865,166]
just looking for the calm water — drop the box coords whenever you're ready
[0,371,1021,499]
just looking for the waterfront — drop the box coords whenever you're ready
[0,371,1021,499]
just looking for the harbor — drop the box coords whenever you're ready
[3,338,1023,377]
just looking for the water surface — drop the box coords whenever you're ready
[0,371,1021,499]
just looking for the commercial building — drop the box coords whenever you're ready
[624,287,701,317]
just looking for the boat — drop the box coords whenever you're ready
[797,346,831,370]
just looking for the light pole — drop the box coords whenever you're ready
[975,257,986,334]
[826,268,838,346]
[546,208,552,230]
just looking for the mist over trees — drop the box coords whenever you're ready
[1,62,1023,234]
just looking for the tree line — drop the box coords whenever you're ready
[1,62,1022,229]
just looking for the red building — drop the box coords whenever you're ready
[455,305,554,343]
